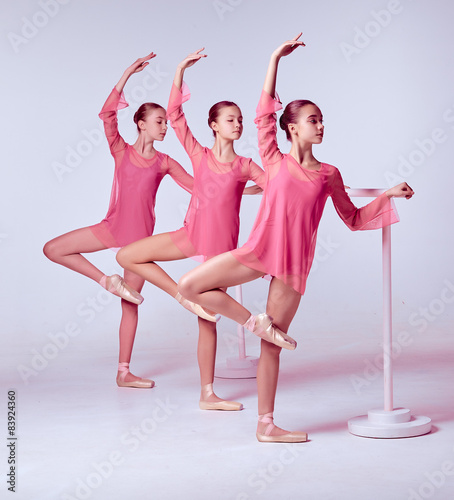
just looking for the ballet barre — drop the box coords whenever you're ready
[216,188,432,438]
[346,188,431,438]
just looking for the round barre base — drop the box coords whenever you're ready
[215,356,258,379]
[348,408,432,438]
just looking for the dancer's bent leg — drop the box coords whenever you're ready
[179,253,297,349]
[179,252,264,323]
[43,227,108,282]
[117,232,187,297]
[118,232,217,321]
[44,227,143,304]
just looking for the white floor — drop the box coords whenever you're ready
[2,311,453,500]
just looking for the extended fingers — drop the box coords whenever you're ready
[189,48,207,59]
[290,32,306,48]
[138,52,156,63]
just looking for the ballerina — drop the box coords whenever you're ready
[43,52,194,388]
[177,34,414,442]
[117,49,265,409]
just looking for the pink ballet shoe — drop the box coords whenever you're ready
[244,313,297,350]
[102,274,144,305]
[116,362,154,389]
[256,413,307,443]
[175,292,218,323]
[199,383,243,411]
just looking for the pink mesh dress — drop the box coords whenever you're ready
[231,90,399,295]
[166,83,266,260]
[89,88,193,250]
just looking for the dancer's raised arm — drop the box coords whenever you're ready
[263,34,304,97]
[255,35,305,172]
[100,53,157,156]
[167,50,207,162]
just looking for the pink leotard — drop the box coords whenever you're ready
[231,90,399,295]
[166,84,266,259]
[90,88,193,249]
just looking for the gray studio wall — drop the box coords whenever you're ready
[3,0,453,368]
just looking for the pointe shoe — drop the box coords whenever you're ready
[104,275,144,305]
[245,313,297,350]
[175,292,218,323]
[116,362,154,389]
[256,412,307,443]
[199,383,243,411]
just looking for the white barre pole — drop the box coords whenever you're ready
[348,189,393,410]
[347,189,431,438]
[383,224,393,412]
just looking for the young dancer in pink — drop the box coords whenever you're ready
[177,34,414,442]
[117,49,266,410]
[43,53,195,388]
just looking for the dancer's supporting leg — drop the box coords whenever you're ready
[117,232,217,321]
[116,269,154,388]
[256,277,302,438]
[197,312,243,411]
[43,227,143,304]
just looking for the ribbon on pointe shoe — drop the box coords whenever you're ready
[256,412,307,443]
[116,362,154,389]
[199,383,243,411]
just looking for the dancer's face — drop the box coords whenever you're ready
[139,109,168,141]
[211,106,243,140]
[290,105,324,144]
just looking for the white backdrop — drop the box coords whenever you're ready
[2,0,454,377]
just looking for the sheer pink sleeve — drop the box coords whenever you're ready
[254,90,284,170]
[165,155,194,194]
[248,159,267,189]
[167,83,204,161]
[330,168,399,230]
[98,88,128,155]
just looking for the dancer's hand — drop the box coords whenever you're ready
[177,48,207,71]
[271,33,305,60]
[386,182,414,199]
[124,52,156,76]
[115,52,156,93]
